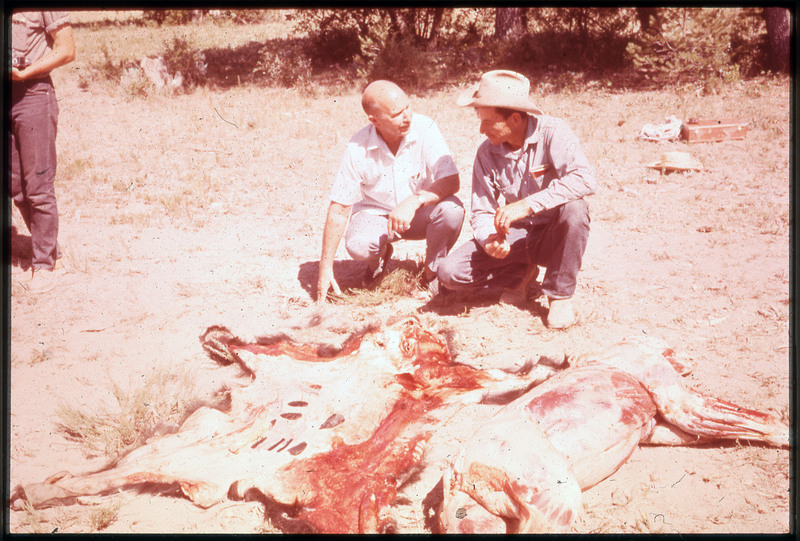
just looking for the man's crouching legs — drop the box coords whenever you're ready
[344,211,393,277]
[344,197,464,288]
[533,199,591,329]
[419,196,464,282]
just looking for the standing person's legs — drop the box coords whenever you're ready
[10,88,61,273]
[399,196,464,281]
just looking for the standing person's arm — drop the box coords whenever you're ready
[317,202,351,303]
[12,23,75,82]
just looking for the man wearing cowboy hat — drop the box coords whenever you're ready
[317,80,464,302]
[438,70,596,329]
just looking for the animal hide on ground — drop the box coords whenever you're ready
[10,317,563,533]
[439,336,790,534]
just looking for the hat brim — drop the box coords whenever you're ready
[647,160,704,171]
[456,84,544,116]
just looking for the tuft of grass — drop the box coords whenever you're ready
[15,501,81,534]
[330,265,426,306]
[29,349,53,365]
[55,368,201,458]
[16,501,48,533]
[108,212,152,227]
[59,156,96,182]
[90,502,121,531]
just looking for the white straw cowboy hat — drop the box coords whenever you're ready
[647,151,704,173]
[457,70,544,115]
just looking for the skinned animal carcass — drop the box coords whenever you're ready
[440,336,790,534]
[10,317,564,533]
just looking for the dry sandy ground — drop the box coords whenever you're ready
[6,63,791,533]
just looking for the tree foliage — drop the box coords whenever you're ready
[124,8,786,94]
[626,8,768,86]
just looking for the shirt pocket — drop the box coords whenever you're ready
[408,172,423,192]
[359,158,383,188]
[493,168,520,201]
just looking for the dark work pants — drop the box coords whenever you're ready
[10,78,61,270]
[438,199,591,299]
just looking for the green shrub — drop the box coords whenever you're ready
[357,34,441,90]
[303,26,361,71]
[141,10,197,26]
[255,43,312,88]
[161,38,207,89]
[626,8,761,85]
[157,37,311,90]
[95,43,134,83]
[120,69,152,98]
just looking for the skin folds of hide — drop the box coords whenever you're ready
[441,336,789,534]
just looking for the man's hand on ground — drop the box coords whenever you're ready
[316,268,341,303]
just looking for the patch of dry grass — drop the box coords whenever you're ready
[70,10,293,65]
[89,502,121,531]
[55,368,204,458]
[15,500,82,534]
[331,265,427,306]
[15,501,50,534]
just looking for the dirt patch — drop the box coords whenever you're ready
[7,47,790,533]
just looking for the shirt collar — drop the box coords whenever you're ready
[365,113,418,153]
[489,115,541,156]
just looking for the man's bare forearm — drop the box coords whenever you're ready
[416,174,459,205]
[320,202,350,269]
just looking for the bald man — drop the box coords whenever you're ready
[317,80,464,302]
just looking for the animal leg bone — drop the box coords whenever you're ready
[578,337,790,447]
[653,391,789,447]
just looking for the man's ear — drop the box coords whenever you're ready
[511,112,524,128]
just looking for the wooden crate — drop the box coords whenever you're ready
[680,118,748,142]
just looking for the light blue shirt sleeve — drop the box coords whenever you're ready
[470,146,501,247]
[524,119,596,214]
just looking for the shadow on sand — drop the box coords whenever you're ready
[9,225,32,272]
[297,256,549,326]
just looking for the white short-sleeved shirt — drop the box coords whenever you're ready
[328,113,459,215]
